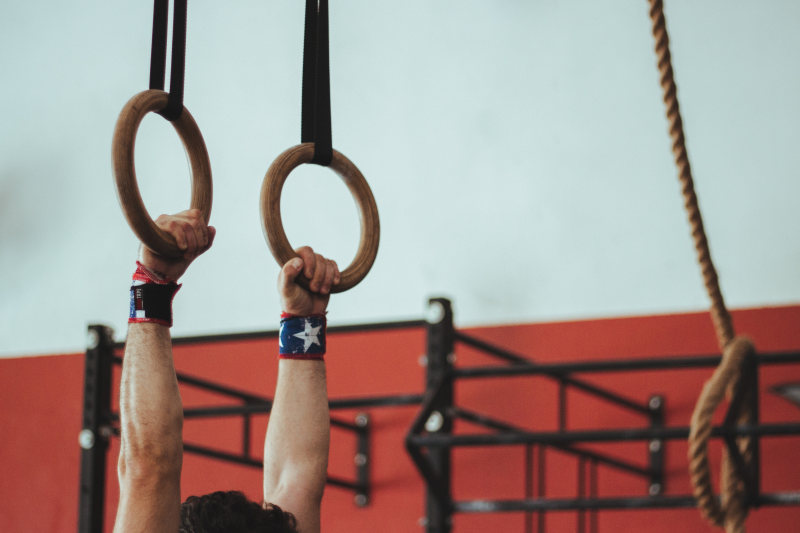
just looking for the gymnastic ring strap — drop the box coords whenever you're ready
[149,0,187,121]
[301,0,332,165]
[112,89,213,258]
[260,143,379,293]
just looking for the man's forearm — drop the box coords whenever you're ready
[263,359,330,502]
[113,211,212,533]
[118,322,183,475]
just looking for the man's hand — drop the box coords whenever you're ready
[140,209,216,281]
[278,246,340,316]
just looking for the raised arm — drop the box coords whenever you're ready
[113,210,215,533]
[263,247,340,533]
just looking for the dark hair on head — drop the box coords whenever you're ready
[179,490,298,533]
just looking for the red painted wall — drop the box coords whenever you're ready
[1,305,799,532]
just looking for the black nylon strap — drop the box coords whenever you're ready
[301,0,333,166]
[130,282,180,326]
[149,0,187,121]
[149,0,168,91]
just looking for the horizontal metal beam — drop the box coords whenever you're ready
[112,319,426,349]
[454,492,800,513]
[453,351,800,379]
[118,405,356,431]
[182,442,363,492]
[329,393,424,409]
[409,422,800,448]
[183,441,261,468]
[182,404,270,419]
[180,393,424,421]
[450,407,651,478]
[113,355,270,403]
[454,331,531,364]
[454,332,650,416]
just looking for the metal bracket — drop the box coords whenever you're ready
[354,412,371,507]
[648,395,664,496]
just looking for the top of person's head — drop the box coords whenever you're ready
[179,490,298,533]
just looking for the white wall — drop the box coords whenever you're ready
[1,1,798,357]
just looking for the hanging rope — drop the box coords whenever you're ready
[646,1,757,531]
[647,0,733,352]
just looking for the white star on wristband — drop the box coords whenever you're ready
[293,319,322,352]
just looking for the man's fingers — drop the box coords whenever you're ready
[192,222,206,253]
[278,259,306,312]
[289,247,340,293]
[281,257,305,286]
[295,246,316,279]
[182,222,198,255]
[319,258,339,294]
[332,260,341,286]
[194,213,209,247]
[166,219,188,251]
[204,226,217,251]
[310,253,328,292]
[182,209,208,252]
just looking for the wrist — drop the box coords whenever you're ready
[129,262,181,327]
[138,244,186,283]
[134,261,169,282]
[279,313,327,360]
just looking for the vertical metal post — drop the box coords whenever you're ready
[577,457,586,533]
[745,351,761,505]
[354,412,371,507]
[524,445,533,533]
[425,298,454,533]
[558,379,567,431]
[589,459,598,533]
[78,325,115,533]
[648,395,664,496]
[537,445,547,532]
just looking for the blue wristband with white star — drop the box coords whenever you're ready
[279,314,326,360]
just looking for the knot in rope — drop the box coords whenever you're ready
[688,337,757,532]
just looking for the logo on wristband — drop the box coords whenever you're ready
[280,315,326,357]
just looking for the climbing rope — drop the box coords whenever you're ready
[646,1,757,531]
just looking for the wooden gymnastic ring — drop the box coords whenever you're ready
[112,89,213,258]
[261,143,380,293]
